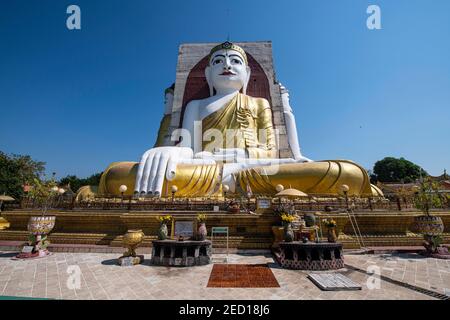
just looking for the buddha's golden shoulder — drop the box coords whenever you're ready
[245,95,271,114]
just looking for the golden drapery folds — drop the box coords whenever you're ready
[96,159,376,198]
[202,93,277,159]
[167,160,375,198]
[235,160,374,197]
[164,164,223,197]
[154,114,172,147]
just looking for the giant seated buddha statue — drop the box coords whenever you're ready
[78,42,382,199]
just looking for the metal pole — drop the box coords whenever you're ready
[226,228,229,262]
[344,191,349,212]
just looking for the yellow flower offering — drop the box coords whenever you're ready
[197,213,207,222]
[280,214,295,223]
[156,215,172,224]
[324,219,337,228]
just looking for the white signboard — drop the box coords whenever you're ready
[119,257,134,266]
[257,198,271,209]
[174,220,194,237]
[21,246,34,253]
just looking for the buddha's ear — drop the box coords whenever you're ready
[205,66,214,97]
[243,66,251,95]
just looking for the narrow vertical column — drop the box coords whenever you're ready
[293,249,298,263]
[194,246,200,264]
[305,248,312,262]
[319,248,325,260]
[182,247,187,266]
[159,245,164,264]
[194,246,200,258]
[151,246,155,263]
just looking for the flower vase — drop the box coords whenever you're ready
[283,223,294,242]
[327,227,337,243]
[197,222,207,241]
[27,216,56,256]
[157,223,168,240]
[412,215,444,236]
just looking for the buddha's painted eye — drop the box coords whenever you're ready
[231,58,242,65]
[212,58,223,65]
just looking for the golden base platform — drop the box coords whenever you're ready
[0,210,449,250]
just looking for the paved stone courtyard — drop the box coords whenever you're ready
[0,251,448,300]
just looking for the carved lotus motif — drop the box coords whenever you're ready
[412,215,444,236]
[27,216,56,235]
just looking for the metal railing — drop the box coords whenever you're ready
[5,195,449,213]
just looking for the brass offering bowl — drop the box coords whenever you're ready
[122,229,144,257]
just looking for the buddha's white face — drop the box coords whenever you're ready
[206,49,251,94]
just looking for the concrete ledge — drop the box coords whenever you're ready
[0,240,149,254]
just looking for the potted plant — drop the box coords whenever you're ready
[272,204,288,246]
[227,200,240,214]
[412,177,446,255]
[196,213,207,241]
[18,177,58,258]
[281,213,295,242]
[156,215,172,240]
[323,219,338,243]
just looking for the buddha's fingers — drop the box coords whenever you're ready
[146,153,161,195]
[140,153,154,193]
[136,151,151,193]
[298,156,313,162]
[153,154,169,196]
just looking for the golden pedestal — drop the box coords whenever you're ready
[1,210,449,250]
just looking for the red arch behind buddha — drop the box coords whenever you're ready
[179,52,272,128]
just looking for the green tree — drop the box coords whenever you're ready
[59,172,102,193]
[413,177,443,215]
[28,177,58,216]
[0,151,45,199]
[372,157,427,183]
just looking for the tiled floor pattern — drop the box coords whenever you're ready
[0,251,445,300]
[345,253,450,296]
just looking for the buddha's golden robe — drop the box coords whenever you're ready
[154,114,171,147]
[202,93,277,159]
[91,93,380,199]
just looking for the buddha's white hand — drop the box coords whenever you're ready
[194,151,214,159]
[295,155,313,162]
[134,146,193,196]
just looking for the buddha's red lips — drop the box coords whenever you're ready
[220,71,236,75]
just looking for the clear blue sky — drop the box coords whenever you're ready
[1,0,449,178]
